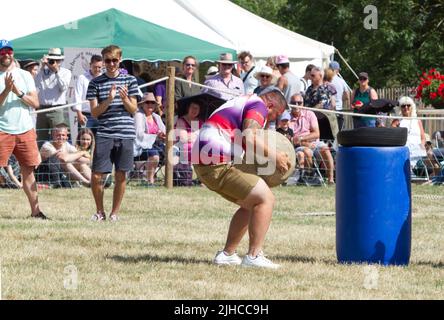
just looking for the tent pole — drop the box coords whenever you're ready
[165,66,176,189]
[335,48,359,80]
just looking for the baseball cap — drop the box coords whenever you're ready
[329,61,340,70]
[0,39,13,50]
[279,111,291,121]
[275,54,290,65]
[358,72,369,79]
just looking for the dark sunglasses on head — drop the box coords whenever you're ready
[359,77,368,81]
[290,101,304,105]
[104,58,119,64]
[0,48,13,55]
[400,104,411,108]
[185,63,195,67]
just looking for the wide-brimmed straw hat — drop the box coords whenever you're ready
[45,48,64,60]
[216,53,237,64]
[138,92,159,106]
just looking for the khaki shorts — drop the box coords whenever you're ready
[0,129,41,167]
[194,163,259,204]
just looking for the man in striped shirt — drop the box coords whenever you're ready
[86,45,139,222]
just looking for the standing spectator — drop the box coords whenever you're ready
[201,53,244,101]
[87,45,139,222]
[329,61,351,131]
[351,72,378,128]
[0,39,47,218]
[300,64,315,94]
[21,60,40,78]
[205,66,218,79]
[134,92,166,186]
[305,67,338,140]
[175,56,201,101]
[238,51,258,94]
[275,54,302,103]
[21,60,40,128]
[73,55,103,134]
[265,56,281,79]
[253,66,277,95]
[35,48,72,144]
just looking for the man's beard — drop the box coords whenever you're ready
[0,57,12,68]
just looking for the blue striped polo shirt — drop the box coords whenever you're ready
[86,72,140,139]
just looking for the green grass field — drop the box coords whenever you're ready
[1,185,444,300]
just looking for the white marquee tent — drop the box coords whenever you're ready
[2,0,335,75]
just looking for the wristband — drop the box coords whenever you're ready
[17,91,25,99]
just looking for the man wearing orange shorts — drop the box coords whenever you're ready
[0,39,47,219]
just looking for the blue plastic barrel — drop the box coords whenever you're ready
[336,146,411,265]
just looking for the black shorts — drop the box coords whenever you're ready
[92,136,134,173]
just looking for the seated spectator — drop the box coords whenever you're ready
[253,66,278,95]
[289,94,335,185]
[391,96,436,177]
[134,92,166,186]
[37,123,91,188]
[174,100,203,186]
[275,111,294,142]
[75,128,95,183]
[0,155,22,189]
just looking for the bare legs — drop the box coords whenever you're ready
[223,179,275,257]
[21,165,41,216]
[91,170,126,216]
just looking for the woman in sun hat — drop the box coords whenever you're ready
[253,66,278,95]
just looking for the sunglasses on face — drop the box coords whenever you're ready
[220,63,233,67]
[290,101,304,105]
[240,60,250,65]
[359,77,368,81]
[401,104,411,108]
[185,63,195,68]
[104,58,119,64]
[260,75,271,79]
[48,59,60,65]
[144,101,156,106]
[0,48,13,56]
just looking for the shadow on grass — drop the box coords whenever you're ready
[273,254,337,265]
[415,261,444,268]
[109,254,211,265]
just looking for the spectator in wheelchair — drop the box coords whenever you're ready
[37,123,91,188]
[134,92,166,186]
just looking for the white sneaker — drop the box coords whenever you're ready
[213,250,242,266]
[241,252,280,269]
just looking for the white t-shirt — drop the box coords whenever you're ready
[331,75,349,111]
[40,141,77,161]
[0,68,36,134]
